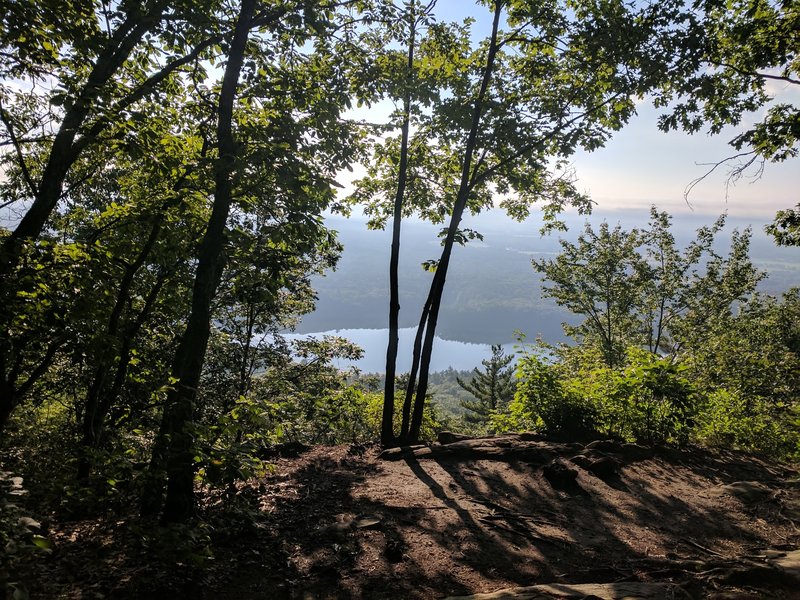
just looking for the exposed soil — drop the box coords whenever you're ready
[13,434,800,599]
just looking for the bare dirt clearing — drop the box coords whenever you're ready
[17,434,800,599]
[216,434,800,599]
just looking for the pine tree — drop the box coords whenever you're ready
[457,345,515,425]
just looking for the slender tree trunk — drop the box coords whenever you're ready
[77,217,165,481]
[157,0,256,523]
[0,380,14,434]
[399,288,432,442]
[382,14,417,448]
[407,0,503,443]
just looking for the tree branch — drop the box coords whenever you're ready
[0,101,38,197]
[683,151,762,201]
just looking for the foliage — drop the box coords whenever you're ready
[493,353,596,437]
[456,345,515,428]
[365,390,445,443]
[694,389,799,457]
[497,347,699,446]
[573,349,697,446]
[534,207,763,366]
[766,203,800,247]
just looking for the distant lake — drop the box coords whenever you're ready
[282,327,519,373]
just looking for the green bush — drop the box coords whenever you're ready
[569,349,697,445]
[363,392,447,443]
[694,389,800,457]
[493,354,596,437]
[496,348,698,445]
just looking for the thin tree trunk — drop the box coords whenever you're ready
[77,217,165,482]
[382,12,417,448]
[158,0,256,524]
[399,286,432,442]
[407,0,503,443]
[0,380,14,434]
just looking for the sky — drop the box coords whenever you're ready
[339,1,799,221]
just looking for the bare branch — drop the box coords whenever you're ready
[711,60,800,86]
[683,151,763,202]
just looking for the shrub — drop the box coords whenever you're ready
[569,349,697,445]
[494,354,596,437]
[694,389,800,457]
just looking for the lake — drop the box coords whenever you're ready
[282,327,520,373]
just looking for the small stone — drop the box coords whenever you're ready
[584,440,622,453]
[353,515,382,530]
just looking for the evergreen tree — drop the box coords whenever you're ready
[457,345,515,425]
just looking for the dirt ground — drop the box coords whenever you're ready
[15,434,800,599]
[217,435,800,599]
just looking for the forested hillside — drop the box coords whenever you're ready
[0,0,797,598]
[296,211,800,344]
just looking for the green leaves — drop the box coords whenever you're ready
[535,207,763,366]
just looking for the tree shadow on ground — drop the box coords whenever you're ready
[210,442,799,600]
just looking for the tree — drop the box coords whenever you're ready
[345,0,465,446]
[385,0,693,444]
[0,0,223,432]
[534,208,764,366]
[144,0,259,523]
[456,345,515,426]
[766,204,800,247]
[654,0,798,223]
[534,221,647,368]
[141,0,365,522]
[0,0,217,278]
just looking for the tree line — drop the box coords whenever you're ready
[0,0,797,531]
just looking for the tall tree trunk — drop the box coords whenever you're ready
[399,290,432,442]
[157,0,256,524]
[382,12,417,448]
[407,0,503,443]
[0,380,14,434]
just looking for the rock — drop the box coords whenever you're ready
[378,445,427,461]
[710,481,775,504]
[17,516,41,530]
[619,443,653,461]
[352,515,382,530]
[768,549,800,583]
[517,431,548,442]
[570,454,620,480]
[442,582,673,599]
[438,431,473,444]
[584,440,623,453]
[542,460,579,489]
[320,514,383,539]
